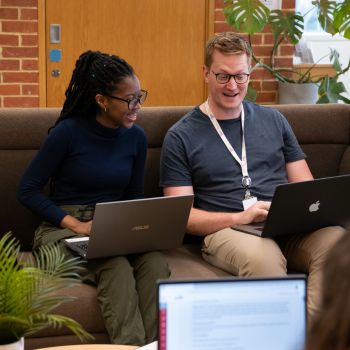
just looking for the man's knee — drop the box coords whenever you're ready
[235,241,287,276]
[202,229,287,276]
[309,226,346,268]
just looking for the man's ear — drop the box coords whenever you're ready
[203,65,210,83]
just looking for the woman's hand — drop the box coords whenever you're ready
[60,215,92,235]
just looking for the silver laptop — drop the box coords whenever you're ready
[233,174,350,237]
[157,276,307,350]
[63,195,193,259]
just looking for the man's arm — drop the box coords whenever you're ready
[164,186,270,236]
[286,159,313,182]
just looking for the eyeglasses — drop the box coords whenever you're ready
[211,71,250,84]
[105,89,148,110]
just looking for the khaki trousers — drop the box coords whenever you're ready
[202,225,345,324]
[33,205,170,346]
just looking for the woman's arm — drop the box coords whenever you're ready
[17,124,71,227]
[123,127,147,199]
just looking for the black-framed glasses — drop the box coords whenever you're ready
[106,89,148,110]
[211,71,250,84]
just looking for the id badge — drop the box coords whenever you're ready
[242,196,257,210]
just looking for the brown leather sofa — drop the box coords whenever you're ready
[0,104,349,349]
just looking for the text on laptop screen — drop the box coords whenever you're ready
[158,278,306,350]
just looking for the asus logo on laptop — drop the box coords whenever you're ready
[132,224,150,231]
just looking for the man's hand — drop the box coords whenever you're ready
[239,201,271,224]
[60,215,92,235]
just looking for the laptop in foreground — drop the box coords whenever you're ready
[156,276,307,350]
[234,174,350,237]
[63,195,193,259]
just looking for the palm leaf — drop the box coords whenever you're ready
[0,232,93,343]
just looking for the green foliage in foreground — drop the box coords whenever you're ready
[0,232,93,344]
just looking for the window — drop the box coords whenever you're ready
[294,0,350,98]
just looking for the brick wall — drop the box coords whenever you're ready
[0,0,39,108]
[0,0,295,107]
[214,0,296,104]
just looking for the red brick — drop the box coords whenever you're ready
[264,34,275,45]
[215,0,224,9]
[0,8,18,19]
[262,25,272,33]
[22,84,39,95]
[215,10,225,22]
[262,81,278,91]
[256,91,277,104]
[3,47,38,58]
[0,59,20,70]
[252,46,274,57]
[4,96,39,107]
[2,72,38,83]
[2,21,38,33]
[250,34,263,45]
[280,45,294,56]
[249,80,261,90]
[20,8,38,20]
[2,0,37,7]
[260,57,273,66]
[22,59,38,70]
[214,22,231,33]
[282,0,295,10]
[0,84,21,95]
[21,34,38,45]
[251,68,275,80]
[0,34,19,46]
[274,57,293,67]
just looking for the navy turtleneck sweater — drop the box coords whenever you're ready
[17,116,147,227]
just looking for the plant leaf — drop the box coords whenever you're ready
[245,82,257,102]
[269,10,304,44]
[329,48,342,72]
[317,76,348,103]
[333,0,350,39]
[224,0,270,34]
[312,0,337,34]
[0,233,92,341]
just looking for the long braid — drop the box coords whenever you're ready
[48,51,134,195]
[53,50,134,127]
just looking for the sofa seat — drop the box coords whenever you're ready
[1,104,349,349]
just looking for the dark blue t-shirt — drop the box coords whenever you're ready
[17,116,147,226]
[160,101,305,212]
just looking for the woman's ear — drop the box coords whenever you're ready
[95,94,107,112]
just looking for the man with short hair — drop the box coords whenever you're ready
[160,32,344,322]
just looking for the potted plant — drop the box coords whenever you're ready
[223,0,350,103]
[0,232,93,349]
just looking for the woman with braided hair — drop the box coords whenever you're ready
[17,50,170,345]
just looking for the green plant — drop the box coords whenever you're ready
[0,232,93,345]
[223,0,350,103]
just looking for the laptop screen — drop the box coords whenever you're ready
[158,277,307,350]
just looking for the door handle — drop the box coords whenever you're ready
[50,24,61,44]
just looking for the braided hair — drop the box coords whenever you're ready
[54,50,134,127]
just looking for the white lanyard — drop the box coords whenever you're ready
[204,100,252,192]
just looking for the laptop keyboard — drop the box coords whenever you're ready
[252,222,265,230]
[77,243,88,252]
